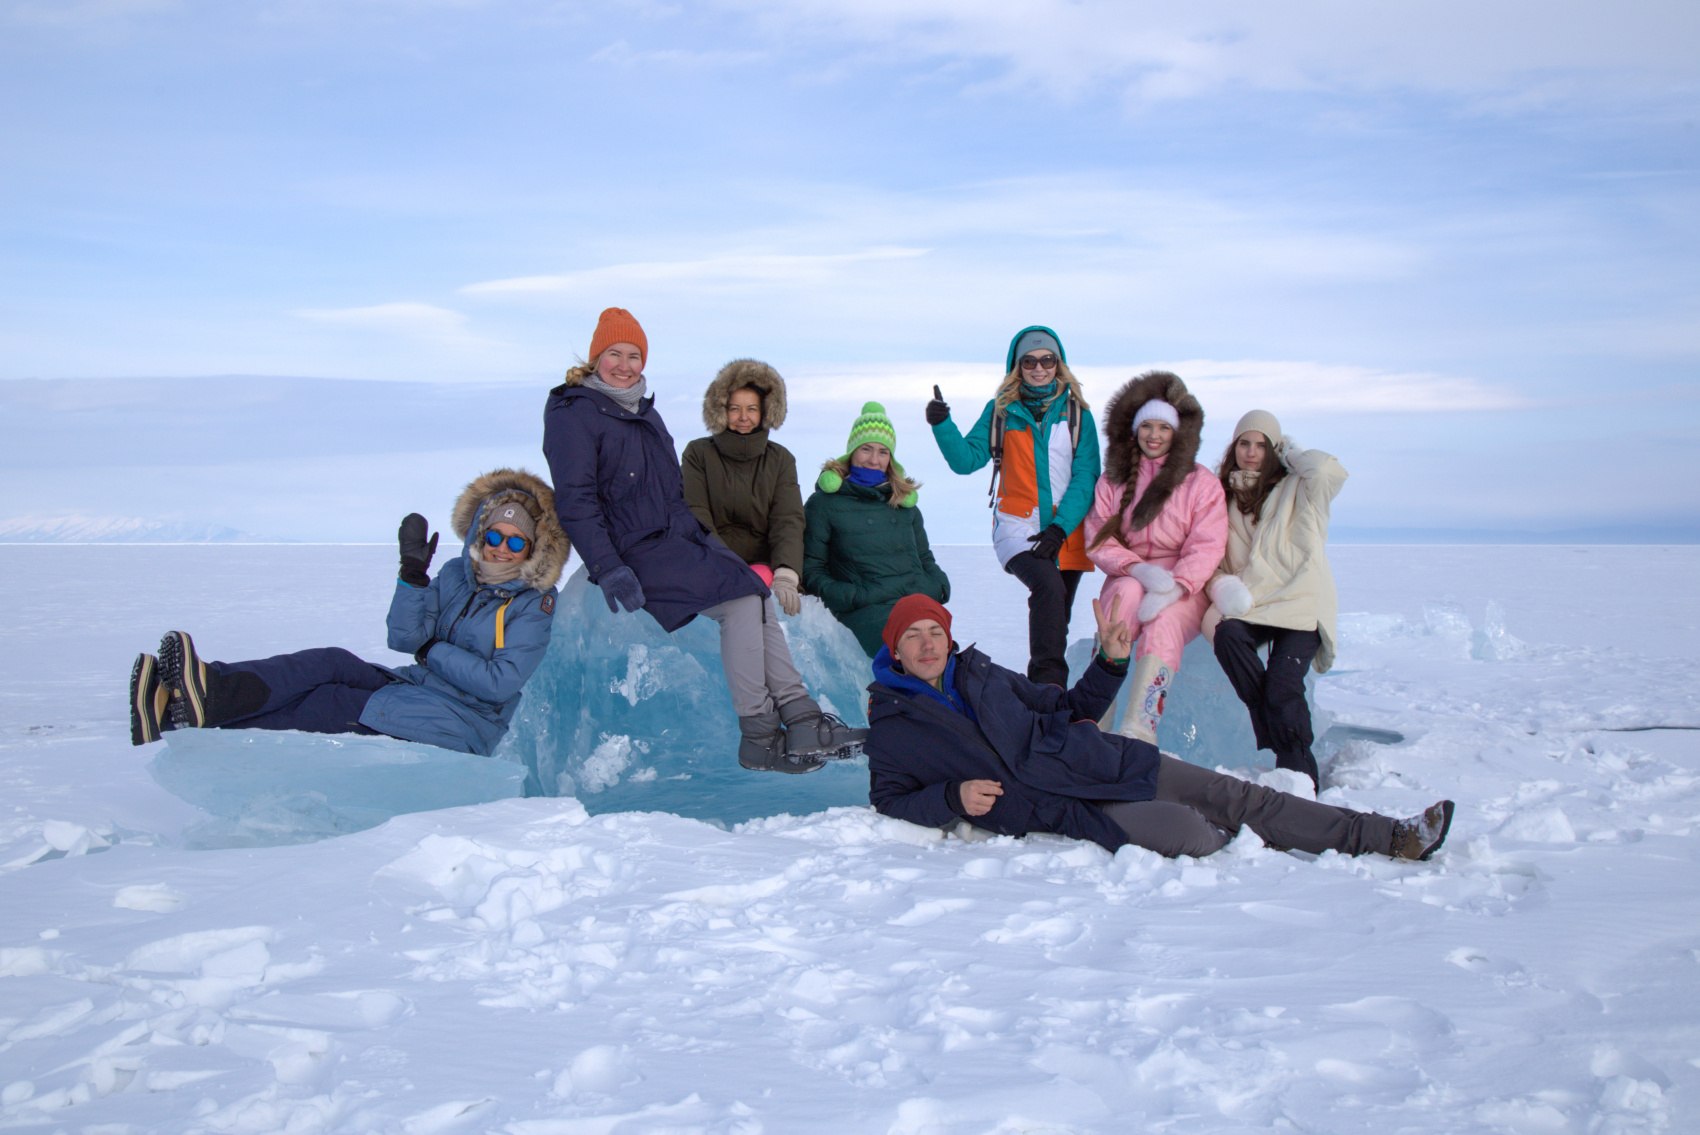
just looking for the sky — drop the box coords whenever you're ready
[2,0,1698,541]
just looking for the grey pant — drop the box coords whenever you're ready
[1100,755,1397,859]
[701,594,808,718]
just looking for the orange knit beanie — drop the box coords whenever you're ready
[588,307,648,366]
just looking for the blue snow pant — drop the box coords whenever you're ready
[213,647,390,737]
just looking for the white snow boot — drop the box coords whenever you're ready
[1115,654,1172,745]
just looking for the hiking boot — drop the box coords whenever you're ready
[158,631,268,729]
[1390,800,1456,861]
[778,696,867,760]
[158,631,212,728]
[738,711,823,775]
[129,652,174,746]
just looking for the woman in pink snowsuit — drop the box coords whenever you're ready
[1084,371,1227,743]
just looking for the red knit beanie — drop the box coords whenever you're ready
[882,594,953,655]
[589,307,648,367]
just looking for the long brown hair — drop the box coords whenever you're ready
[1216,436,1287,519]
[1088,370,1204,550]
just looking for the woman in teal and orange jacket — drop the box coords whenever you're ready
[925,325,1101,687]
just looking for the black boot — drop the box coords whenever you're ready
[778,696,867,760]
[158,632,269,728]
[1273,744,1320,792]
[739,710,823,774]
[128,652,175,746]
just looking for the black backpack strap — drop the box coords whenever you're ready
[986,406,1007,508]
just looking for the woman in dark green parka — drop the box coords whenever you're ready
[803,402,950,657]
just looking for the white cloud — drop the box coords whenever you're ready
[294,302,489,348]
[1140,359,1529,414]
[713,0,1700,108]
[591,38,768,68]
[780,358,1526,415]
[461,246,931,297]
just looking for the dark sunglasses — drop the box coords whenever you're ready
[1019,354,1059,372]
[484,530,530,553]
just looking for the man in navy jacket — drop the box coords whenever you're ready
[865,594,1453,861]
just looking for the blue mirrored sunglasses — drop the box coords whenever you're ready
[484,530,529,553]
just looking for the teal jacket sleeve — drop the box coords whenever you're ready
[931,398,998,475]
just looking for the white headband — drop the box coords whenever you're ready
[1131,400,1180,433]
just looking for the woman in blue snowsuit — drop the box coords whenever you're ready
[926,325,1101,687]
[127,468,568,757]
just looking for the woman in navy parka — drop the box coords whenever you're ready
[541,307,864,773]
[127,468,568,757]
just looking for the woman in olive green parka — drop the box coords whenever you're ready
[803,402,950,657]
[681,358,807,616]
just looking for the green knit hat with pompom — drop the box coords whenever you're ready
[817,401,916,505]
[844,401,897,459]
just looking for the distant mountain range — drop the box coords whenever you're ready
[0,516,266,543]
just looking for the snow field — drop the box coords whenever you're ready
[0,544,1697,1132]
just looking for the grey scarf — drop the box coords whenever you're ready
[583,374,649,414]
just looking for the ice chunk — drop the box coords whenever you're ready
[1065,634,1332,773]
[498,567,873,825]
[149,730,526,849]
[1472,600,1528,662]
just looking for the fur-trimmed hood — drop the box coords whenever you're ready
[701,357,789,433]
[1099,370,1205,533]
[450,467,571,592]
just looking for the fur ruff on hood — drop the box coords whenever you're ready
[701,358,789,433]
[450,467,571,592]
[1099,370,1205,533]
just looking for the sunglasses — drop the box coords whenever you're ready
[484,530,530,553]
[1019,354,1059,372]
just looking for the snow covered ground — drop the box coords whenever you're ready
[2,543,1698,1133]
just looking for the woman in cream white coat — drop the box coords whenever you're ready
[1202,409,1346,789]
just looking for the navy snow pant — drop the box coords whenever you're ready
[213,647,389,737]
[1212,618,1324,788]
[1003,550,1084,689]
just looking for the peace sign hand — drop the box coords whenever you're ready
[1092,595,1132,664]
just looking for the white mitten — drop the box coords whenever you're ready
[1128,562,1176,595]
[1137,586,1181,622]
[771,566,801,617]
[1276,435,1301,469]
[1209,574,1254,617]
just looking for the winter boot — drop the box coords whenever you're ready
[779,696,867,761]
[1115,655,1172,745]
[738,710,822,774]
[129,652,175,746]
[1390,800,1456,861]
[158,631,269,729]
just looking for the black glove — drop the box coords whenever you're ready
[598,565,646,614]
[1028,524,1067,563]
[398,513,439,587]
[414,637,439,666]
[925,384,950,427]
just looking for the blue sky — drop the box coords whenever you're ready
[3,0,1697,541]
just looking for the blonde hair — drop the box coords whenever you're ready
[820,458,919,509]
[993,360,1090,414]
